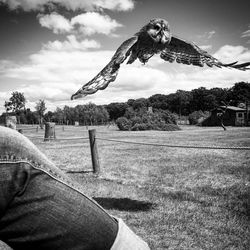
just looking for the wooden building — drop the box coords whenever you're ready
[202,106,248,126]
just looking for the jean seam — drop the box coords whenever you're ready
[0,156,115,222]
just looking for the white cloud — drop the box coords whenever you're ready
[207,30,216,39]
[37,12,123,36]
[241,25,250,44]
[71,12,123,36]
[213,45,250,62]
[38,12,72,34]
[197,30,216,40]
[0,0,134,11]
[241,25,250,38]
[43,35,101,51]
[199,45,212,51]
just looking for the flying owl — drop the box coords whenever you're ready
[71,18,250,99]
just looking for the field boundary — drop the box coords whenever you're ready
[96,137,250,150]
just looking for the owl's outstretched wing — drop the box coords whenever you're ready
[71,36,138,100]
[160,36,250,70]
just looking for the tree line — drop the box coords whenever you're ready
[1,82,249,125]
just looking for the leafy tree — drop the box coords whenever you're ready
[44,111,55,122]
[35,99,47,127]
[127,99,135,107]
[96,105,109,124]
[132,98,149,111]
[106,102,128,121]
[54,107,64,124]
[148,94,169,110]
[228,82,250,105]
[63,106,76,125]
[167,90,192,116]
[190,87,210,111]
[209,87,228,106]
[26,108,39,124]
[4,91,26,124]
[203,94,217,110]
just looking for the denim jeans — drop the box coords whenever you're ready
[0,126,150,250]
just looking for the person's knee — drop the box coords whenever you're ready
[0,126,53,168]
[111,218,150,250]
[0,240,13,250]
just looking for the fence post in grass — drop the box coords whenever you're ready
[88,129,100,174]
[44,122,56,141]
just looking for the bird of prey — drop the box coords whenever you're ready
[71,18,250,100]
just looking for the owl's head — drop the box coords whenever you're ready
[146,18,171,44]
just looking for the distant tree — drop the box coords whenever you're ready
[209,87,228,106]
[82,103,97,125]
[35,99,47,128]
[148,94,169,110]
[96,105,109,124]
[227,82,250,105]
[19,111,28,124]
[44,111,55,122]
[127,99,135,107]
[190,87,210,111]
[106,102,128,121]
[167,90,192,116]
[203,94,217,110]
[4,91,26,124]
[54,107,64,124]
[63,106,75,125]
[26,108,39,124]
[132,98,149,111]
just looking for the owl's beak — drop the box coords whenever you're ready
[160,30,171,44]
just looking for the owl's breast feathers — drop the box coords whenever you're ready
[127,32,165,64]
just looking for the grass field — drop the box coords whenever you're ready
[20,124,250,250]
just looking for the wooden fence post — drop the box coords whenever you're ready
[88,129,100,174]
[44,122,56,141]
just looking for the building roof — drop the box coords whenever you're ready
[220,106,246,111]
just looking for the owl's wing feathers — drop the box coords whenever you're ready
[160,36,250,70]
[71,36,138,100]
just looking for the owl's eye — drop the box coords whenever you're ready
[154,24,161,31]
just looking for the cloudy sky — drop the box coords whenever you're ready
[0,0,249,113]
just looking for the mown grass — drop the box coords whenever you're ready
[21,124,250,249]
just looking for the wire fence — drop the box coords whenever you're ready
[20,127,250,174]
[22,127,250,151]
[96,137,250,150]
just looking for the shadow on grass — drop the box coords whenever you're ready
[93,197,155,212]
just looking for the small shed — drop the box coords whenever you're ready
[202,106,247,126]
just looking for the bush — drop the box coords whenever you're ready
[131,123,148,131]
[130,116,143,126]
[188,110,210,125]
[116,117,131,131]
[160,123,181,131]
[116,109,180,131]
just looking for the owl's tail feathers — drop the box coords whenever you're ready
[222,61,250,71]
